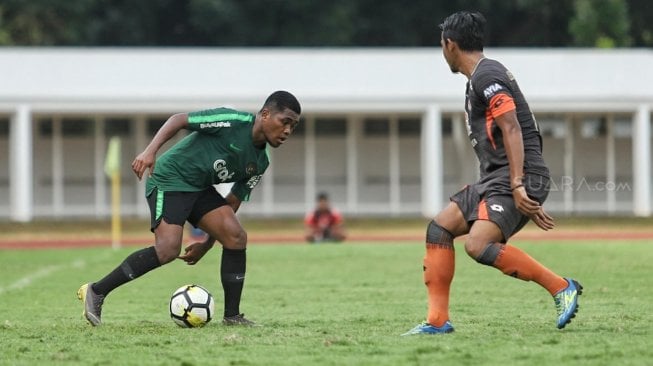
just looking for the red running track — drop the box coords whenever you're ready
[1,230,652,250]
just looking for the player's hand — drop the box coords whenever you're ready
[513,186,555,231]
[131,150,156,180]
[178,241,212,265]
[529,207,555,231]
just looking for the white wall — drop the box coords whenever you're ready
[0,48,651,219]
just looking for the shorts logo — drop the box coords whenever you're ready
[483,83,503,99]
[213,159,235,182]
[490,204,504,213]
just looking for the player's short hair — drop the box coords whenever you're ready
[439,11,486,52]
[263,90,301,115]
[317,192,329,201]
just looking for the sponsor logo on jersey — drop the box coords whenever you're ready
[200,121,231,129]
[245,162,257,176]
[229,143,243,152]
[493,95,506,109]
[213,159,235,181]
[245,174,262,189]
[506,70,515,81]
[483,83,503,99]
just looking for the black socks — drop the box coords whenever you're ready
[92,246,161,296]
[221,248,246,318]
[91,245,247,319]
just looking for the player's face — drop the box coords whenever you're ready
[440,35,459,73]
[262,107,300,148]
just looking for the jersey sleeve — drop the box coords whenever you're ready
[187,107,254,134]
[230,174,263,202]
[473,68,516,119]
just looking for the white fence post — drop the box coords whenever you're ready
[421,104,443,218]
[9,104,33,222]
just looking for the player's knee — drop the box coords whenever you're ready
[475,242,504,266]
[467,239,504,266]
[426,221,454,248]
[463,236,486,259]
[223,228,247,250]
[155,243,182,264]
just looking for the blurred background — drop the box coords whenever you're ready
[0,0,650,47]
[1,0,652,222]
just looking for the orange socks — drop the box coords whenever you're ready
[423,244,455,327]
[493,244,568,295]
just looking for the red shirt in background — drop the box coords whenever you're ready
[304,209,343,231]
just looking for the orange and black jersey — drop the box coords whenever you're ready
[464,58,548,184]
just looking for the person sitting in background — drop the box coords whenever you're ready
[304,192,346,243]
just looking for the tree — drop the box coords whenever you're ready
[569,0,631,47]
[0,0,649,47]
[626,0,653,47]
[0,0,95,45]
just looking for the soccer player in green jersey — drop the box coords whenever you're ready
[78,91,301,326]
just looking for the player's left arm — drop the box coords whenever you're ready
[178,235,216,265]
[228,173,263,209]
[493,97,554,230]
[178,193,240,265]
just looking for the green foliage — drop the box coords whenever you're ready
[625,0,653,46]
[569,0,632,47]
[0,0,650,47]
[1,241,652,365]
[0,0,96,45]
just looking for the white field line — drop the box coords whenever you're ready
[0,259,86,296]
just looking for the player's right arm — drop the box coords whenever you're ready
[132,113,189,180]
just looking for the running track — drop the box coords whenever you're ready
[1,230,652,250]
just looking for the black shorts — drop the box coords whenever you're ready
[450,174,549,241]
[146,187,228,232]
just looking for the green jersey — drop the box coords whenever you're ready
[146,107,270,201]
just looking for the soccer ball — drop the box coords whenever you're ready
[169,284,215,328]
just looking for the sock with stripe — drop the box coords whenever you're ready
[423,221,455,327]
[92,246,161,296]
[477,242,568,295]
[221,248,246,318]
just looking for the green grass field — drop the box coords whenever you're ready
[1,240,651,365]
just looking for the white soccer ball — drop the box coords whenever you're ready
[169,284,215,328]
